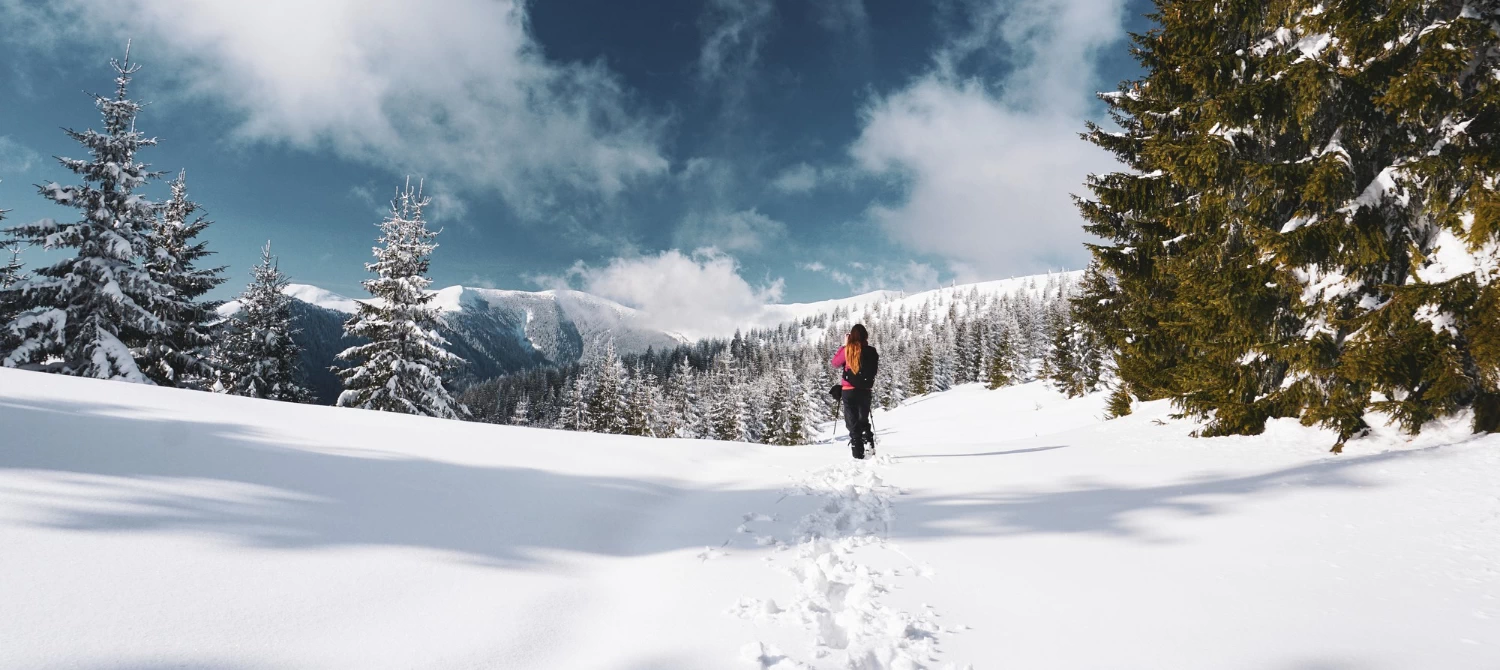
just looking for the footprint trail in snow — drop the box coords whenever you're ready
[731,456,971,669]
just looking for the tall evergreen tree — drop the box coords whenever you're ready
[336,180,466,419]
[985,325,1017,390]
[218,242,310,402]
[761,367,798,446]
[509,396,531,426]
[623,366,657,437]
[1,48,169,381]
[664,357,701,438]
[908,345,935,396]
[709,353,749,441]
[0,213,22,355]
[1076,0,1500,448]
[135,170,226,387]
[584,340,630,433]
[556,378,589,431]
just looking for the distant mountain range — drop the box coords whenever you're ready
[223,285,689,404]
[224,272,1079,404]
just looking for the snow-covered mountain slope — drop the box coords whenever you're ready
[237,272,1079,403]
[283,283,361,314]
[4,368,1497,669]
[222,284,687,403]
[428,285,687,361]
[752,271,1084,329]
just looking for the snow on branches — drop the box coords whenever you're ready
[336,180,467,419]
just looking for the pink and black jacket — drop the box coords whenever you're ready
[830,345,880,391]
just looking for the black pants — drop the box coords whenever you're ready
[842,388,874,459]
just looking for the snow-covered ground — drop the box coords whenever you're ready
[2,368,1498,668]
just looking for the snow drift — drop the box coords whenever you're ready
[2,368,1498,668]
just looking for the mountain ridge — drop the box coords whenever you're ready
[222,272,1083,403]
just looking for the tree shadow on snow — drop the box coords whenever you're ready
[0,396,1435,565]
[893,445,1067,459]
[0,396,777,570]
[890,448,1427,544]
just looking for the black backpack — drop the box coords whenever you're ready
[840,346,879,390]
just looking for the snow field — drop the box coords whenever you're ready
[2,368,1500,668]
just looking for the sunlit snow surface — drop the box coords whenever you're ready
[2,368,1498,668]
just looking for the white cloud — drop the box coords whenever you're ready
[698,0,776,91]
[422,183,469,226]
[805,260,942,294]
[850,0,1127,276]
[771,163,820,194]
[675,208,787,254]
[0,136,41,177]
[347,184,384,217]
[567,249,784,339]
[349,179,467,228]
[464,274,500,290]
[811,0,870,37]
[2,0,668,219]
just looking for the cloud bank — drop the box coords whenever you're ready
[851,0,1128,277]
[2,0,668,218]
[562,250,784,340]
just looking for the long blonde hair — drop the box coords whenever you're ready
[846,324,869,375]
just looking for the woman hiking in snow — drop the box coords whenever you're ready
[831,324,879,460]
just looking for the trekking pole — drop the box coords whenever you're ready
[832,397,842,442]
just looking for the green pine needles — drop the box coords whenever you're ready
[1076,0,1500,450]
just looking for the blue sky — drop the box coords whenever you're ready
[0,0,1151,329]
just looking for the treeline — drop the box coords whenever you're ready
[459,274,1099,444]
[0,50,465,419]
[1073,2,1500,450]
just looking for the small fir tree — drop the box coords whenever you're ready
[908,345,935,396]
[509,396,531,426]
[135,170,226,387]
[218,242,311,402]
[556,378,588,431]
[985,326,1016,390]
[336,180,466,419]
[0,217,23,355]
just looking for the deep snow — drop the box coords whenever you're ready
[2,368,1498,668]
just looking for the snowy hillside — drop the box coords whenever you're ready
[752,271,1084,328]
[3,368,1497,668]
[222,284,687,403]
[239,273,1081,404]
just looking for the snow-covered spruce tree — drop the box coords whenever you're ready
[985,324,1017,390]
[761,368,796,446]
[556,378,588,430]
[764,365,817,445]
[218,242,311,402]
[623,367,657,437]
[1309,2,1500,438]
[509,396,531,426]
[1070,263,1131,415]
[135,170,226,388]
[1078,1,1500,448]
[0,199,19,290]
[336,181,466,419]
[0,215,23,354]
[585,341,629,433]
[0,247,21,288]
[709,353,749,441]
[663,357,702,438]
[908,345,935,396]
[1,48,170,381]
